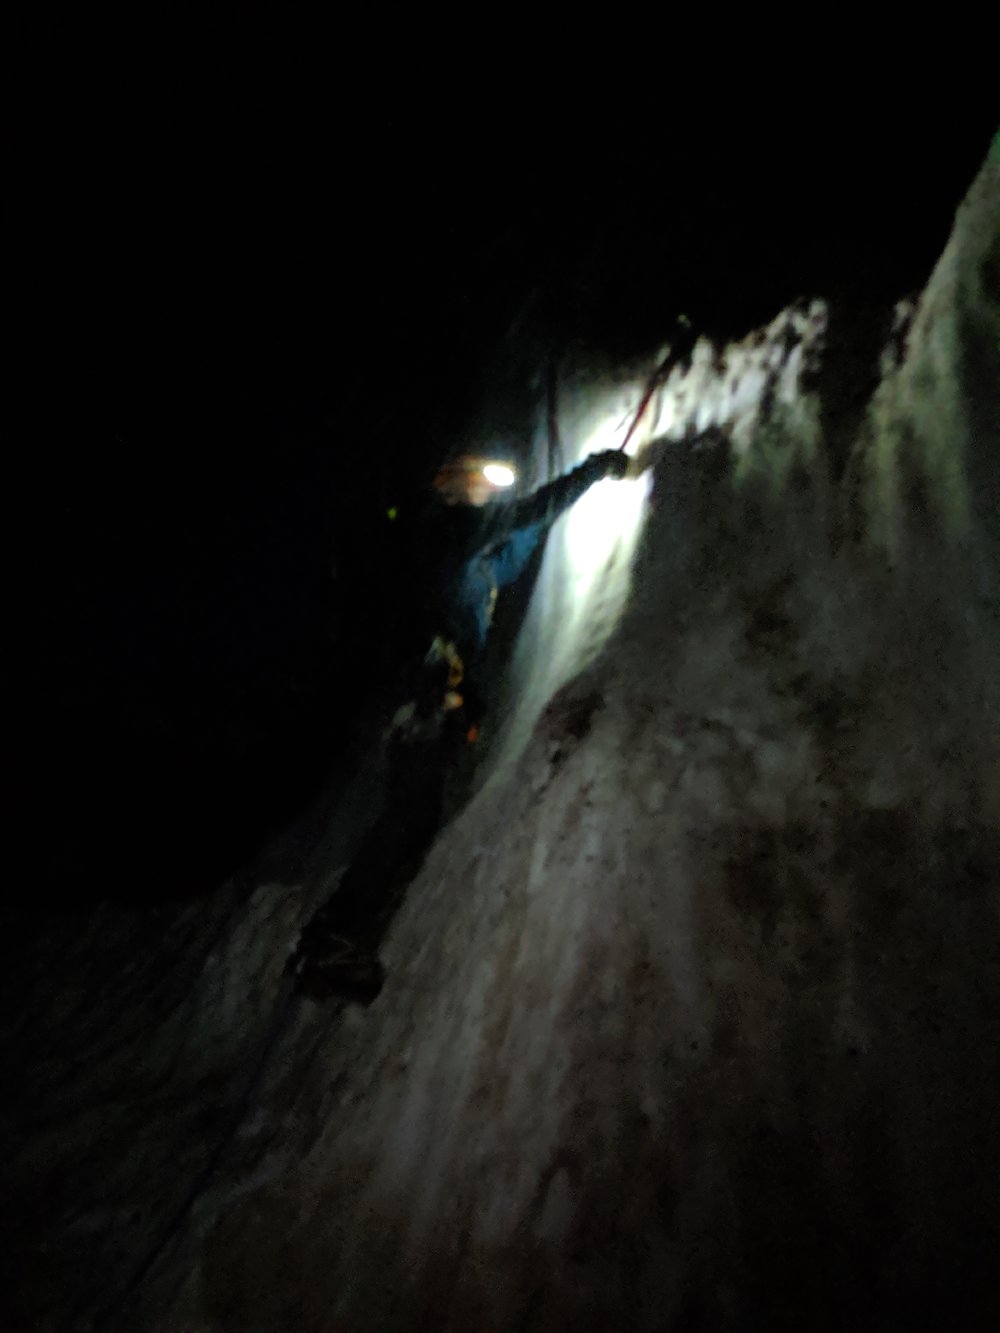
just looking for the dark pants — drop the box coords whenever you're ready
[298,727,451,955]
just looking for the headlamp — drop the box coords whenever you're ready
[483,462,516,487]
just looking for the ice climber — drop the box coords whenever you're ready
[288,446,631,1004]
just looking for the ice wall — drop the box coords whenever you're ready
[5,150,997,1333]
[492,299,830,772]
[213,149,993,1331]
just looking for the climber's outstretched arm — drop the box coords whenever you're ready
[489,449,630,542]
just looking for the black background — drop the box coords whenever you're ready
[18,74,995,902]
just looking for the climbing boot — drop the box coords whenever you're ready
[292,934,385,1006]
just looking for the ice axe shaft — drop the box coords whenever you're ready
[618,319,697,452]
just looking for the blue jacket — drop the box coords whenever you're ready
[438,449,627,654]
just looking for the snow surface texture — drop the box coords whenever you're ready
[4,151,998,1330]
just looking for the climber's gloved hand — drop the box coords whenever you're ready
[626,441,657,478]
[590,449,631,480]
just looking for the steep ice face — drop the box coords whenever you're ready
[493,299,831,770]
[12,149,998,1332]
[284,156,999,1332]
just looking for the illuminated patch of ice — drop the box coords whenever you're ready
[488,296,833,771]
[564,473,651,596]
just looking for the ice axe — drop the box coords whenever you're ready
[618,314,697,454]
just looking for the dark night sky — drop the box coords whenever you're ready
[20,92,996,903]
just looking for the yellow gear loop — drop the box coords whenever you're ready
[428,635,465,689]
